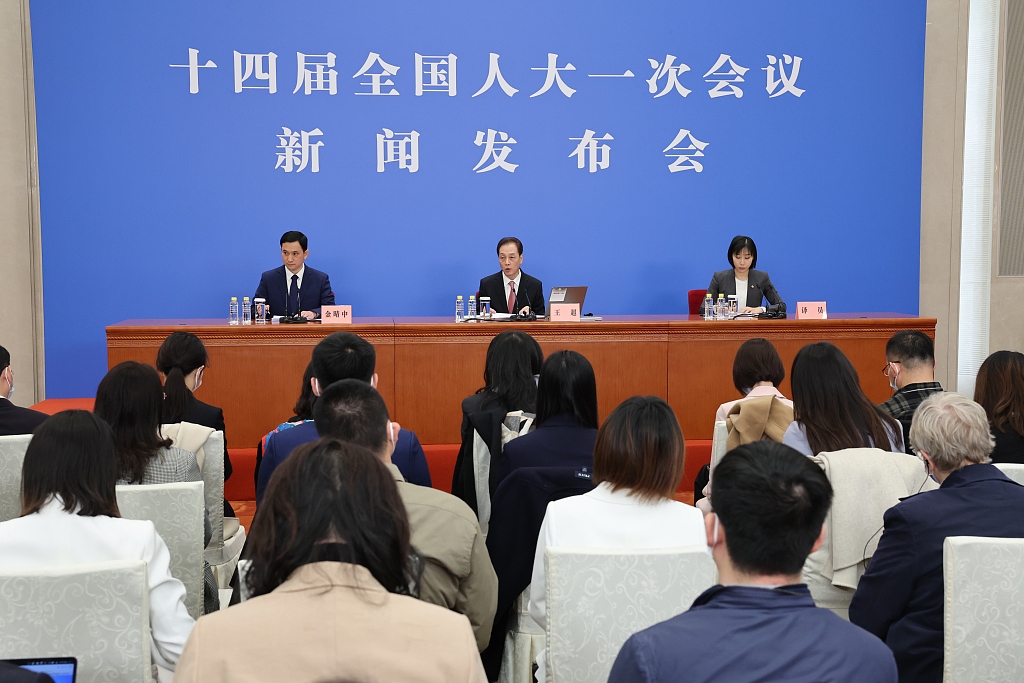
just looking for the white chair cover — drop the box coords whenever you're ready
[993,463,1024,486]
[0,434,32,523]
[199,432,246,586]
[944,536,1024,682]
[710,420,728,472]
[0,560,152,683]
[544,547,716,683]
[499,587,545,683]
[117,481,205,619]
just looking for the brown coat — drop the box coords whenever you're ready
[174,562,487,683]
[725,394,794,451]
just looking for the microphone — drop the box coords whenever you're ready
[513,285,537,322]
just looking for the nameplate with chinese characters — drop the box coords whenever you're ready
[550,303,581,321]
[321,305,353,324]
[795,302,827,320]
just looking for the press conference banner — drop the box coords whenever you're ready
[31,1,927,397]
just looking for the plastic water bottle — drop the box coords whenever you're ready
[456,295,465,322]
[727,295,737,319]
[229,297,239,325]
[468,295,477,318]
[716,294,726,321]
[703,294,713,321]
[241,297,252,325]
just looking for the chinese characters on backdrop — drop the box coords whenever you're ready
[170,50,804,175]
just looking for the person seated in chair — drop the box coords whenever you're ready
[0,344,47,437]
[610,441,897,683]
[478,237,544,316]
[253,231,335,319]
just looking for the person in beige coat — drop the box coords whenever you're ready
[313,379,499,650]
[174,439,486,683]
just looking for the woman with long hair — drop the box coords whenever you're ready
[174,440,486,682]
[0,411,194,669]
[974,350,1024,463]
[783,342,902,456]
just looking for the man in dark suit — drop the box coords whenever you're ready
[253,231,335,319]
[478,236,545,316]
[0,345,47,437]
[850,392,1024,683]
[255,331,430,505]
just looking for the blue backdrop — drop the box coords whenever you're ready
[31,0,927,398]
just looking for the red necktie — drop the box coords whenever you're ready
[508,282,517,313]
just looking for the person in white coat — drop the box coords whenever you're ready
[528,396,707,681]
[0,410,195,670]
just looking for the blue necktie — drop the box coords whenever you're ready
[288,274,299,316]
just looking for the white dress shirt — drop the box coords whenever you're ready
[502,270,522,311]
[735,277,748,310]
[528,482,706,680]
[716,385,793,422]
[0,498,195,669]
[286,264,305,294]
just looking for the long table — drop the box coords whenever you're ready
[107,314,936,449]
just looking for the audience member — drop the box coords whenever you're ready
[715,337,793,421]
[878,330,943,452]
[94,360,219,613]
[0,411,194,670]
[783,342,902,456]
[528,396,705,681]
[610,441,897,683]
[0,344,47,436]
[497,350,598,485]
[175,439,486,682]
[156,332,233,485]
[974,350,1024,463]
[256,332,430,504]
[850,392,1024,682]
[452,330,543,510]
[314,379,497,650]
[254,361,316,491]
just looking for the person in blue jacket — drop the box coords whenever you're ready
[256,332,430,505]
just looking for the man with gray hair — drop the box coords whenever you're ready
[850,392,1024,683]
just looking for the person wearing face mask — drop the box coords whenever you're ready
[0,344,48,436]
[850,392,1024,683]
[878,330,943,454]
[701,235,785,316]
[256,332,430,506]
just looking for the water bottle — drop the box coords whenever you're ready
[455,295,465,322]
[703,294,713,321]
[241,296,252,325]
[716,294,726,321]
[468,295,477,319]
[727,295,737,319]
[229,297,239,325]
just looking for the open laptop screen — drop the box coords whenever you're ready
[5,657,77,683]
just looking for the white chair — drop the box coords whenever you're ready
[0,560,152,683]
[117,481,205,620]
[200,432,246,586]
[544,547,716,683]
[499,587,544,683]
[710,420,728,472]
[943,536,1024,682]
[0,434,32,523]
[994,463,1024,486]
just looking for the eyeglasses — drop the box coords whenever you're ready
[882,361,902,377]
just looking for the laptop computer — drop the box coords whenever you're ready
[4,657,77,683]
[548,286,588,310]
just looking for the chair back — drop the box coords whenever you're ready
[544,547,716,683]
[687,289,707,314]
[0,434,32,523]
[710,420,728,472]
[0,560,152,683]
[994,462,1024,486]
[944,536,1024,682]
[194,431,225,550]
[117,481,205,619]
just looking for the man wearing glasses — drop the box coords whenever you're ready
[879,330,944,453]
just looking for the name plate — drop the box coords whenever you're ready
[550,303,581,321]
[795,302,827,320]
[321,305,353,324]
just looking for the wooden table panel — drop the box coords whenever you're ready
[107,314,935,449]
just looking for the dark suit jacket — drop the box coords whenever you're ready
[256,421,429,505]
[254,265,335,317]
[849,463,1024,683]
[478,271,545,315]
[0,399,48,437]
[991,426,1024,464]
[481,466,596,679]
[702,268,784,313]
[496,413,597,487]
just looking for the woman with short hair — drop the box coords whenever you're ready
[174,440,487,683]
[783,342,902,456]
[527,396,706,681]
[974,350,1024,463]
[715,337,793,421]
[0,411,194,670]
[702,235,785,315]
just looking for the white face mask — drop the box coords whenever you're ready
[3,368,12,400]
[193,366,204,392]
[712,514,720,546]
[886,362,900,392]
